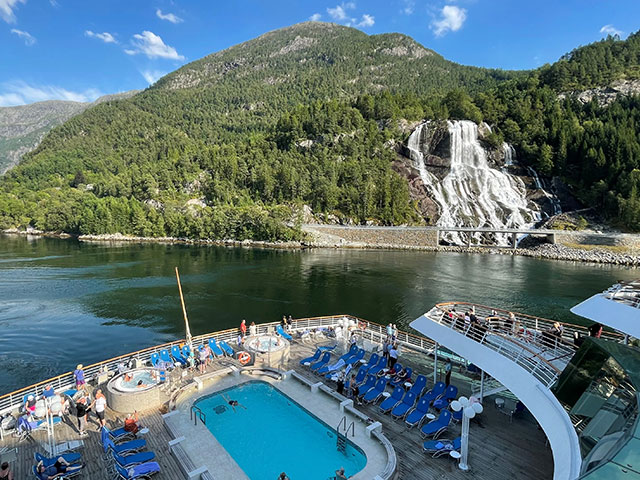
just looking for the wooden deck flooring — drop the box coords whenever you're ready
[0,335,554,480]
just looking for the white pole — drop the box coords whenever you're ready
[459,412,470,471]
[433,343,438,384]
[175,267,193,354]
[479,370,485,403]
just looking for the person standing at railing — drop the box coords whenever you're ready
[249,321,257,336]
[240,319,247,338]
[73,364,86,392]
[389,344,399,369]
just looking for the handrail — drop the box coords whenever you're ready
[190,404,206,427]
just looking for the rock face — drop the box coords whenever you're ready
[558,79,640,106]
[0,91,139,174]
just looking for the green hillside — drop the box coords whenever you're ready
[1,23,640,239]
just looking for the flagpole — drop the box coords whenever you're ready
[175,267,193,353]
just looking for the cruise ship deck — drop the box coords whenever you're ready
[0,318,553,480]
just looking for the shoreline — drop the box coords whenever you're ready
[3,228,640,266]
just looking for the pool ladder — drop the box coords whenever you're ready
[336,416,354,454]
[190,404,206,427]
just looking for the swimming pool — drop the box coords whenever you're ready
[111,369,158,392]
[194,381,367,480]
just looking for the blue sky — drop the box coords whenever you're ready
[1,0,638,106]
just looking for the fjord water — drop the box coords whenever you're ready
[0,234,636,393]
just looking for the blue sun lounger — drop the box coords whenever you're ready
[208,339,224,358]
[390,367,412,388]
[405,397,431,428]
[339,344,359,362]
[433,385,458,410]
[219,340,234,356]
[102,435,147,456]
[391,391,417,420]
[150,352,160,368]
[310,352,331,372]
[32,464,82,479]
[367,357,387,376]
[420,410,452,439]
[357,374,377,398]
[360,353,379,372]
[423,437,461,457]
[379,386,405,414]
[408,374,427,397]
[422,382,447,407]
[276,325,293,340]
[111,450,156,468]
[362,377,388,404]
[181,345,192,362]
[317,344,337,351]
[34,451,82,467]
[170,345,188,366]
[345,348,365,365]
[102,426,136,443]
[351,366,368,386]
[159,349,174,368]
[300,348,322,365]
[114,461,161,479]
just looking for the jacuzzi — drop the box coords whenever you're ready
[106,367,164,413]
[243,334,290,367]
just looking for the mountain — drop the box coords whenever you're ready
[1,22,639,240]
[0,90,139,174]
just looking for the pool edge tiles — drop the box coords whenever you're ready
[166,375,390,480]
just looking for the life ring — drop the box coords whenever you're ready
[237,352,251,366]
[358,321,367,330]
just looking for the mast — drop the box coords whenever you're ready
[175,267,193,351]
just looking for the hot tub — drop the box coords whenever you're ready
[106,368,165,413]
[243,334,290,368]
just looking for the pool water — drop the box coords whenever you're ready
[118,370,157,391]
[194,381,367,479]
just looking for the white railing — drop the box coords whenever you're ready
[424,306,566,388]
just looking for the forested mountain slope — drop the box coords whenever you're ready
[1,23,639,239]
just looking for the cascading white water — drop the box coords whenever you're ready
[409,120,541,246]
[502,143,515,167]
[526,166,562,216]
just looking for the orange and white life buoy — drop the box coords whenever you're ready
[237,351,251,365]
[358,321,367,330]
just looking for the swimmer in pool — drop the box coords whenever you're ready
[221,393,246,412]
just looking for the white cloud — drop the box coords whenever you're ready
[356,14,374,28]
[0,0,26,23]
[431,5,467,37]
[124,31,185,60]
[85,30,117,44]
[0,80,103,106]
[140,69,167,85]
[11,28,35,45]
[401,0,415,15]
[327,2,355,21]
[156,9,183,24]
[309,13,321,21]
[600,24,623,37]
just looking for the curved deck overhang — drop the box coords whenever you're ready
[410,313,582,480]
[571,293,640,339]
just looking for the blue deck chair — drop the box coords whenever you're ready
[391,391,417,420]
[423,437,461,457]
[420,410,452,439]
[423,382,446,406]
[111,450,156,468]
[102,426,136,443]
[34,451,82,467]
[357,374,377,399]
[433,385,458,410]
[405,397,431,428]
[390,367,412,388]
[300,348,322,365]
[208,339,224,358]
[408,375,427,397]
[219,340,234,356]
[352,366,368,386]
[182,345,192,360]
[159,349,174,368]
[360,353,379,372]
[32,465,82,479]
[345,348,365,365]
[367,357,387,376]
[114,461,161,480]
[451,407,463,423]
[310,352,331,372]
[170,345,188,366]
[276,325,293,340]
[379,386,405,414]
[102,435,146,456]
[317,344,337,351]
[149,352,160,368]
[338,344,359,362]
[362,377,388,404]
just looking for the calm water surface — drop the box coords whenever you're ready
[0,234,636,393]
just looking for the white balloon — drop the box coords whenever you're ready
[472,403,484,414]
[469,395,478,404]
[450,400,462,411]
[459,396,469,407]
[464,406,476,418]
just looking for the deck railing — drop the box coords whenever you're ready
[424,306,572,387]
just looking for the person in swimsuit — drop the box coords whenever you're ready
[35,458,82,480]
[221,393,246,412]
[0,461,14,480]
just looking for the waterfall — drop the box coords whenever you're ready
[526,167,562,216]
[410,120,541,246]
[502,143,515,167]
